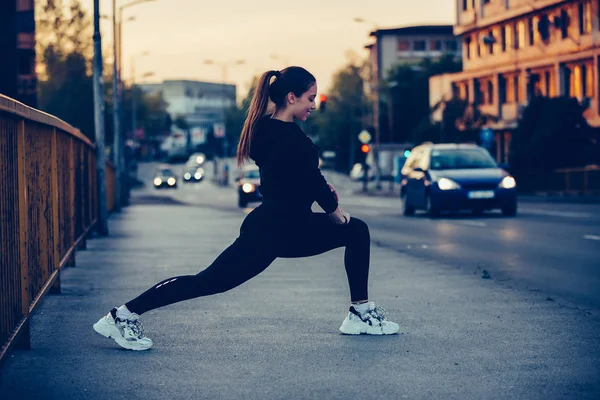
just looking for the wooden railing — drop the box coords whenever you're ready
[0,94,114,364]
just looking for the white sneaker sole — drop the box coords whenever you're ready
[93,317,152,351]
[339,320,400,335]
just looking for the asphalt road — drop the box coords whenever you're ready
[138,161,600,314]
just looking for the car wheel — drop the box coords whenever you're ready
[501,204,517,217]
[401,193,415,216]
[426,194,440,218]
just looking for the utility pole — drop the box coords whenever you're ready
[111,0,122,211]
[93,0,108,236]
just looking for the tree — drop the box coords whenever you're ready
[509,96,597,191]
[225,76,258,156]
[36,0,95,139]
[312,60,369,171]
[385,53,462,145]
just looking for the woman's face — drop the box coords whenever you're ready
[290,83,317,121]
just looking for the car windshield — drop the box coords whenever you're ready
[244,170,260,179]
[158,168,174,176]
[430,149,497,170]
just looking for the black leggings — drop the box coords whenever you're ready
[126,208,371,315]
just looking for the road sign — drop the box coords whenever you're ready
[358,130,371,144]
[213,122,226,138]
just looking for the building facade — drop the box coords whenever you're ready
[435,0,600,163]
[365,25,461,144]
[140,80,237,158]
[0,0,37,107]
[141,80,236,129]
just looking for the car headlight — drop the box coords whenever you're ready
[437,178,461,190]
[167,177,176,186]
[242,183,255,193]
[499,176,516,189]
[194,172,203,180]
[184,173,191,180]
[196,156,204,164]
[153,178,162,186]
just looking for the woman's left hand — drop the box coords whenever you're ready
[328,183,339,202]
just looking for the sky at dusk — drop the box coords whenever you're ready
[92,0,455,99]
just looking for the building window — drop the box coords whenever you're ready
[463,0,468,10]
[582,63,594,97]
[445,40,458,51]
[397,39,411,51]
[505,75,515,103]
[570,65,582,98]
[487,80,494,104]
[505,24,514,50]
[486,30,494,55]
[579,1,592,34]
[470,34,478,58]
[500,26,507,52]
[465,37,471,59]
[185,88,193,97]
[528,17,535,46]
[517,20,526,49]
[561,9,570,39]
[430,40,442,51]
[532,16,541,44]
[515,75,524,103]
[414,40,426,51]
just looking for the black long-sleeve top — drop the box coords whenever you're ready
[249,116,338,215]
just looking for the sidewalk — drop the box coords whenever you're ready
[0,200,599,399]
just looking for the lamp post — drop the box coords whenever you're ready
[354,17,382,189]
[93,0,108,236]
[131,52,151,144]
[111,0,156,210]
[204,59,245,185]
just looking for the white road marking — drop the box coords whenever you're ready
[457,220,487,227]
[583,235,600,241]
[521,209,593,218]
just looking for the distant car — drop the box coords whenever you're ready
[399,143,517,217]
[153,166,178,189]
[237,164,262,208]
[187,152,206,166]
[182,163,205,183]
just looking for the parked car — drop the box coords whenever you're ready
[237,164,262,208]
[399,143,517,217]
[182,162,205,183]
[153,166,178,189]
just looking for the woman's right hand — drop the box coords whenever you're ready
[328,207,350,225]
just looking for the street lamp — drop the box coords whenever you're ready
[354,17,383,189]
[204,59,245,185]
[111,0,156,210]
[131,51,151,144]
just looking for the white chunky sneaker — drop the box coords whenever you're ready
[93,308,153,350]
[339,302,400,335]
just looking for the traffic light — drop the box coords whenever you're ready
[361,144,370,153]
[319,94,328,112]
[403,148,411,158]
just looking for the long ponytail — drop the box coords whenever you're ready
[236,70,279,167]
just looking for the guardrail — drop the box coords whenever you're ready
[0,94,114,365]
[555,165,600,195]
